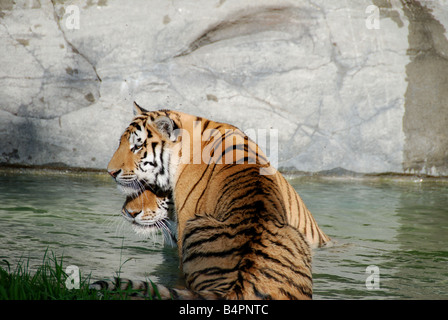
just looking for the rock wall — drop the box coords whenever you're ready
[1,0,447,176]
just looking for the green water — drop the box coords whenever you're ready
[0,170,447,299]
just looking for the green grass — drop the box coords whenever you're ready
[0,250,157,300]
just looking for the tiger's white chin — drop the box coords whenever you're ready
[131,223,160,237]
[130,220,178,246]
[117,184,143,197]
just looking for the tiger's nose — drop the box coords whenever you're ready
[108,169,121,179]
[122,207,140,219]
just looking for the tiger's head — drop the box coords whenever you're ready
[122,190,176,243]
[107,102,179,197]
[107,102,180,242]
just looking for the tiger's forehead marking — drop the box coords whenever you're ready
[121,110,180,142]
[123,117,149,140]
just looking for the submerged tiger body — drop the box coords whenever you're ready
[93,102,330,300]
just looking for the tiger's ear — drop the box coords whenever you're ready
[154,116,176,141]
[133,101,149,115]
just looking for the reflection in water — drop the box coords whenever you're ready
[0,170,447,299]
[0,171,177,286]
[391,183,448,299]
[294,179,402,299]
[292,177,448,299]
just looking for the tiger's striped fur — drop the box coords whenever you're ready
[95,102,330,299]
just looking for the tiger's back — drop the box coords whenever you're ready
[162,109,330,249]
[149,109,317,299]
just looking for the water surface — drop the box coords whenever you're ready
[0,170,447,299]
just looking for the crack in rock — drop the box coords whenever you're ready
[50,0,102,83]
[173,6,306,59]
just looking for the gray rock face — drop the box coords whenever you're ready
[1,0,447,175]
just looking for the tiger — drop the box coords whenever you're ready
[91,102,330,300]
